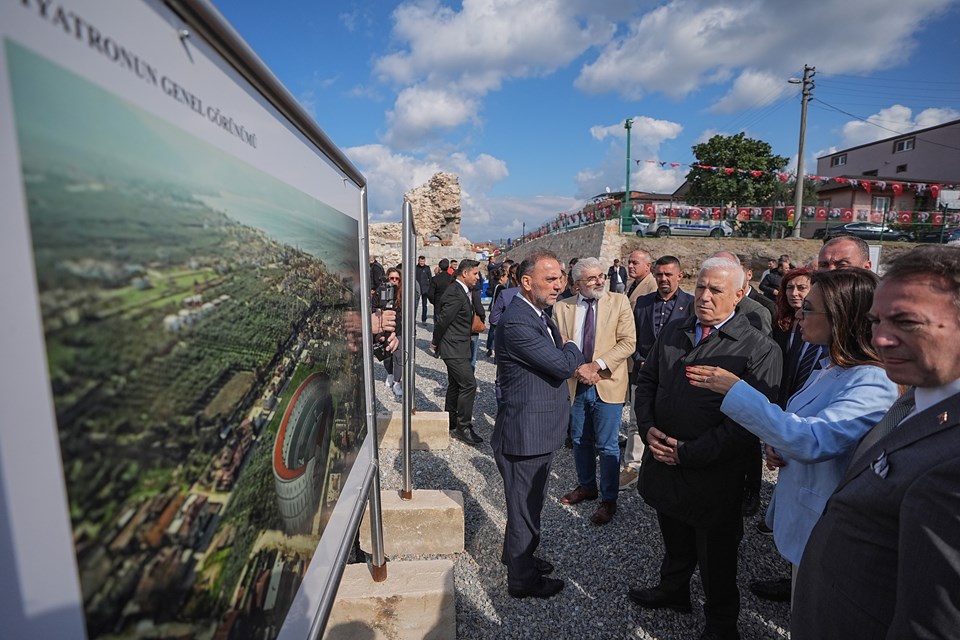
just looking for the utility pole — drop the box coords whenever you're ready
[623,118,633,233]
[790,65,815,238]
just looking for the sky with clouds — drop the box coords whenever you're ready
[213,0,960,242]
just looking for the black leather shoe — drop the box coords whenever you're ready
[741,489,760,517]
[749,577,791,602]
[508,576,564,599]
[500,556,555,574]
[451,426,482,445]
[627,586,692,613]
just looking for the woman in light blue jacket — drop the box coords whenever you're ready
[686,268,899,592]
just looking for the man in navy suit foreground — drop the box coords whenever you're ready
[793,245,960,639]
[493,250,584,598]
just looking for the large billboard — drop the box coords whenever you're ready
[0,1,368,637]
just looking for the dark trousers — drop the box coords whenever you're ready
[744,442,762,493]
[657,511,743,634]
[493,444,553,590]
[420,293,430,322]
[443,357,476,430]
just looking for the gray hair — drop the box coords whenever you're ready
[710,251,741,265]
[571,257,603,282]
[700,257,744,288]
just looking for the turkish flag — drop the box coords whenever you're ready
[899,211,913,224]
[724,168,736,175]
[931,184,942,198]
[932,212,944,226]
[712,207,723,220]
[644,204,656,216]
[870,210,883,223]
[841,209,854,222]
[737,208,750,221]
[690,207,703,220]
[892,183,903,196]
[863,182,872,193]
[786,206,795,223]
[816,207,827,221]
[762,208,773,221]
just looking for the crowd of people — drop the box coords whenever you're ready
[374,237,960,640]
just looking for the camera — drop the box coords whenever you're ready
[372,282,397,362]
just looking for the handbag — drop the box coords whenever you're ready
[472,313,486,333]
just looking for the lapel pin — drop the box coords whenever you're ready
[938,411,949,425]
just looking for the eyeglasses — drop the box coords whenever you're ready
[388,277,400,283]
[798,304,827,316]
[577,274,606,285]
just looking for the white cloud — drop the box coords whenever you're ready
[839,105,960,147]
[375,0,614,146]
[710,69,793,114]
[343,143,511,237]
[590,116,683,145]
[385,85,480,148]
[575,0,955,109]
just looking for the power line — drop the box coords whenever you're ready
[812,99,960,153]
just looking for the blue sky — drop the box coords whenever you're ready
[212,0,960,242]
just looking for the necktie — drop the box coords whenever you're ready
[792,343,822,394]
[541,312,563,348]
[848,389,916,469]
[582,299,596,361]
[698,324,712,344]
[627,279,639,299]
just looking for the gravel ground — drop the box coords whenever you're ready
[373,321,791,640]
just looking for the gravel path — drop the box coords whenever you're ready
[373,321,791,639]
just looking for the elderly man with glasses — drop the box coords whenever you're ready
[553,258,636,525]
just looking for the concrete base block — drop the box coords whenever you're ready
[324,559,455,640]
[359,489,464,556]
[377,411,449,450]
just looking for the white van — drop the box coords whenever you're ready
[635,212,733,238]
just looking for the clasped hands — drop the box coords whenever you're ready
[646,426,680,466]
[575,360,601,385]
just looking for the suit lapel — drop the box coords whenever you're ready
[785,366,835,413]
[839,393,960,489]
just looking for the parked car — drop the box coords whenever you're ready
[637,215,733,238]
[918,227,960,243]
[811,222,913,242]
[631,213,655,235]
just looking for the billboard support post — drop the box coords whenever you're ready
[400,201,416,499]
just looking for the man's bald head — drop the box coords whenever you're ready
[818,236,871,271]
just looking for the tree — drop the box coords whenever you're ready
[686,133,789,206]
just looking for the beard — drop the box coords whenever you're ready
[581,286,607,301]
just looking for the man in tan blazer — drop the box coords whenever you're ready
[554,257,637,524]
[626,249,657,305]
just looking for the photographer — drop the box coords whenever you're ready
[375,268,404,398]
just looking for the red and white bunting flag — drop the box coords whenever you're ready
[863,181,872,193]
[931,184,942,198]
[875,180,887,192]
[892,183,903,196]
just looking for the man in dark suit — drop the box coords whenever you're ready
[415,255,433,323]
[433,259,483,445]
[742,262,775,319]
[793,246,960,639]
[630,257,781,640]
[427,258,454,323]
[608,258,628,293]
[493,250,584,598]
[620,256,694,489]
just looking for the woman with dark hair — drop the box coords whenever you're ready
[686,268,898,601]
[382,267,404,398]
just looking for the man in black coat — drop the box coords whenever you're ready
[629,257,782,640]
[427,258,454,323]
[433,259,483,445]
[758,259,788,301]
[415,255,433,323]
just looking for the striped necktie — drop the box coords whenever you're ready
[848,389,916,469]
[792,343,822,395]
